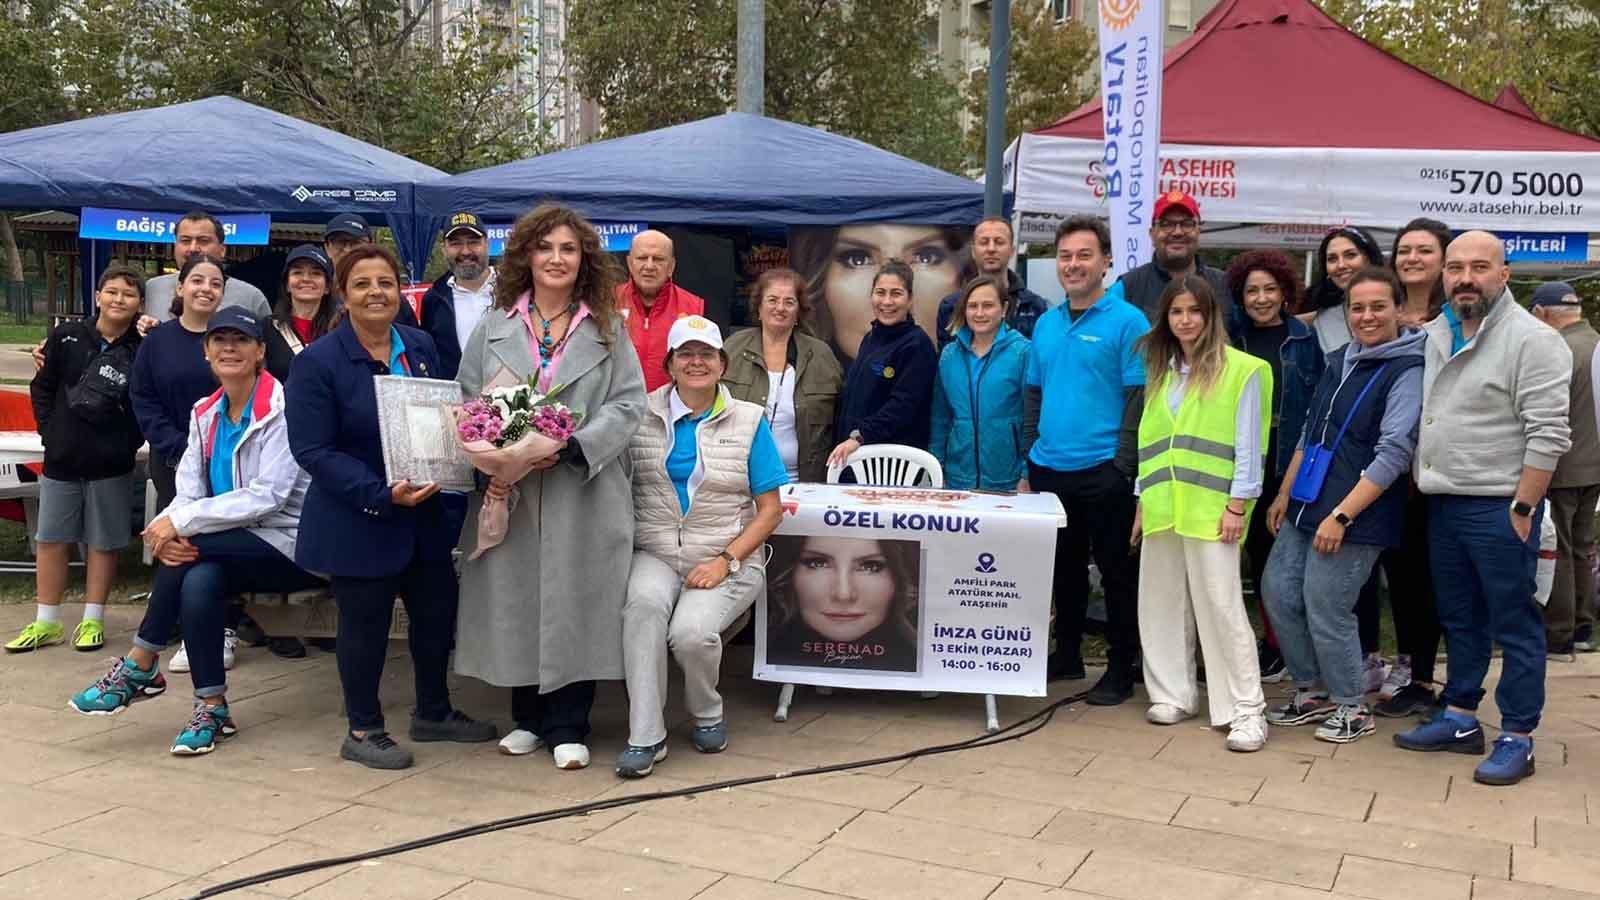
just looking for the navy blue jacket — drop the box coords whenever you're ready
[934,270,1049,352]
[1287,344,1423,548]
[1228,313,1324,479]
[394,278,466,380]
[287,321,457,578]
[130,320,217,464]
[835,318,937,450]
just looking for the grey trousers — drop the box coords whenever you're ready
[622,550,765,747]
[1545,484,1599,645]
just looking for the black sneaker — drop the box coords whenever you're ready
[1048,653,1086,682]
[268,637,307,659]
[1257,642,1287,684]
[341,731,414,770]
[1575,623,1595,653]
[1374,681,1435,718]
[234,615,268,647]
[410,710,499,743]
[1085,668,1134,706]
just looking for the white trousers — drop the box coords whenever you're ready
[622,550,765,746]
[1137,531,1265,726]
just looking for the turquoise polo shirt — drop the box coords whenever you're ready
[666,393,790,514]
[208,395,253,495]
[1441,303,1471,356]
[388,326,411,376]
[1025,280,1149,472]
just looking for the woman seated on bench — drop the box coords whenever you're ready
[69,307,322,756]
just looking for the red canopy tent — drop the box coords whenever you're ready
[1494,84,1541,121]
[1005,0,1600,239]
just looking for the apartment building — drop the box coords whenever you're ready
[935,0,1220,82]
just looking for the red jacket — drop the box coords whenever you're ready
[618,279,706,391]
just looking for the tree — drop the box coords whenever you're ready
[0,1,73,282]
[1314,0,1600,137]
[566,0,967,173]
[962,0,1097,170]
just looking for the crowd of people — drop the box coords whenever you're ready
[8,190,1594,788]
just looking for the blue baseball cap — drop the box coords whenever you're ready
[284,244,333,279]
[1530,281,1580,308]
[204,306,263,341]
[324,213,371,241]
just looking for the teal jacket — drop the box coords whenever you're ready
[930,324,1030,490]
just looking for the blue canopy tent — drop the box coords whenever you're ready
[414,112,992,228]
[0,96,445,307]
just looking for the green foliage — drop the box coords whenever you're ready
[566,0,967,173]
[962,0,1097,169]
[0,0,71,132]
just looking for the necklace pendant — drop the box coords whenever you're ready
[542,334,554,347]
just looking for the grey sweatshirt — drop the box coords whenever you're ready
[1414,287,1573,495]
[1297,327,1426,490]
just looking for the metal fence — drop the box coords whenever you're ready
[2,281,30,324]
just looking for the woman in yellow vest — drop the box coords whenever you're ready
[1132,275,1274,752]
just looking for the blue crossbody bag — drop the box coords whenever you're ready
[1289,362,1389,505]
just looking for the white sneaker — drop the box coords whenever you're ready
[1146,703,1193,725]
[498,729,543,756]
[1361,654,1387,695]
[1226,715,1268,752]
[222,628,237,671]
[168,643,191,673]
[1378,654,1411,701]
[552,742,590,770]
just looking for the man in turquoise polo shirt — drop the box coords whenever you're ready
[1022,216,1150,704]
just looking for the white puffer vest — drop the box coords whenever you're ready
[629,384,765,576]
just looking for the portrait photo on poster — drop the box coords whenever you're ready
[764,534,923,674]
[788,223,972,363]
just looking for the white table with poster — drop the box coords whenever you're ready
[754,482,1065,699]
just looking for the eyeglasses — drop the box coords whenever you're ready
[1154,219,1199,234]
[761,296,799,309]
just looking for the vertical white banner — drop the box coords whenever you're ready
[1097,0,1164,276]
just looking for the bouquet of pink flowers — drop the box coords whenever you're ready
[453,378,582,559]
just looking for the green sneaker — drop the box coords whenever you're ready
[171,700,235,756]
[73,619,104,652]
[4,620,65,653]
[69,657,167,716]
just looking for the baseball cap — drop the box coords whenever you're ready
[1153,190,1201,222]
[1530,281,1581,307]
[444,211,486,239]
[324,213,372,241]
[284,244,333,279]
[204,305,263,341]
[667,315,723,352]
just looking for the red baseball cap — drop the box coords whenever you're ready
[1153,190,1201,221]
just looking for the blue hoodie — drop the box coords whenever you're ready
[931,324,1030,490]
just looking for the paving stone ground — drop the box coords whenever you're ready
[3,602,1600,900]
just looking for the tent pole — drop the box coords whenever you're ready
[984,0,1010,216]
[737,0,765,115]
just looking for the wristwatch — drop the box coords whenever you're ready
[718,551,741,574]
[1333,509,1354,527]
[1510,500,1534,518]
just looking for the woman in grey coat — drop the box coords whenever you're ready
[454,204,647,771]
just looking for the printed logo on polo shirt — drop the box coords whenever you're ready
[1076,334,1103,343]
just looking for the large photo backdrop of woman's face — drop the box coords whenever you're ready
[789,224,973,363]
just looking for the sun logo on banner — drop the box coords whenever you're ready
[1100,0,1140,30]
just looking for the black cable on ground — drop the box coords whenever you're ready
[189,689,1090,899]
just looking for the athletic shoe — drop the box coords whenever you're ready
[4,620,65,653]
[1361,654,1387,695]
[498,729,543,756]
[222,629,238,670]
[1548,640,1577,662]
[1392,709,1485,754]
[1474,734,1536,786]
[1146,703,1193,725]
[1257,641,1287,684]
[614,741,668,778]
[690,721,728,753]
[1315,704,1376,744]
[171,700,236,755]
[1374,681,1435,718]
[72,619,104,652]
[268,637,307,659]
[1085,668,1135,706]
[340,732,413,770]
[552,743,590,770]
[69,657,168,715]
[1574,623,1595,653]
[1225,714,1268,752]
[168,643,191,673]
[409,710,498,743]
[1378,654,1412,701]
[1266,690,1335,726]
[1047,653,1086,682]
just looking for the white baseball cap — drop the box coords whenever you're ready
[667,315,724,352]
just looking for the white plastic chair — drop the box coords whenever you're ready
[776,445,1001,731]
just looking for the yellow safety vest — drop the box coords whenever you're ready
[1137,346,1272,541]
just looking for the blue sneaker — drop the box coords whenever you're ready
[69,657,168,716]
[614,741,668,778]
[691,721,728,753]
[171,700,236,755]
[1392,709,1486,754]
[1475,734,1535,786]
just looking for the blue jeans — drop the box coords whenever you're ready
[1427,495,1545,733]
[1261,522,1383,706]
[134,529,323,698]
